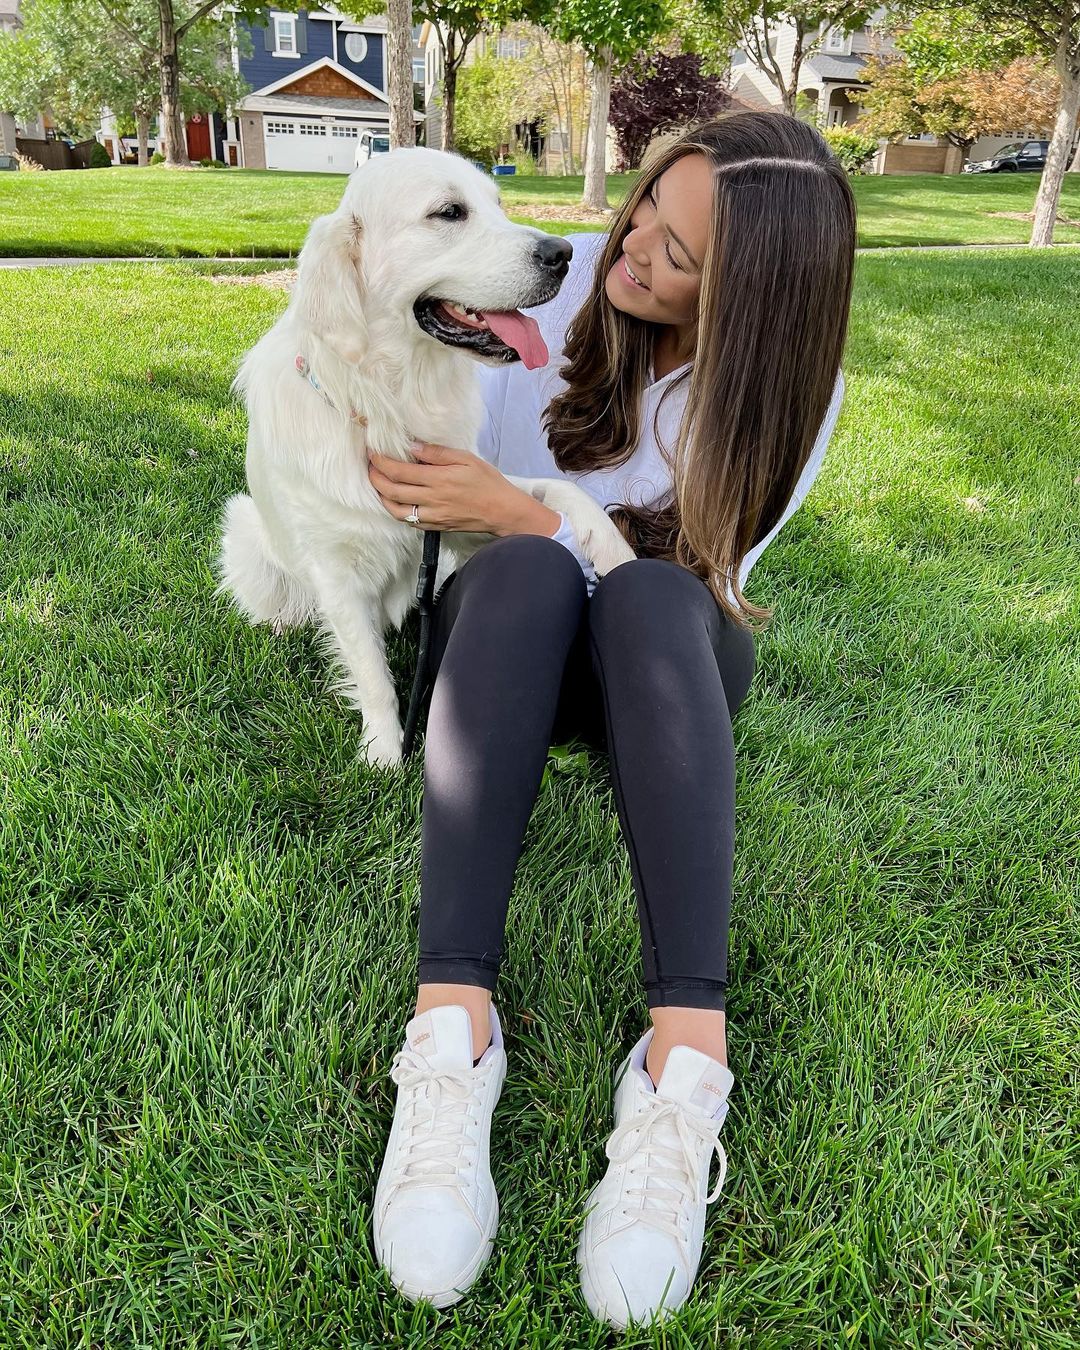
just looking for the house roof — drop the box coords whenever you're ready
[805,52,869,82]
[249,55,386,102]
[309,6,387,31]
[254,93,388,114]
[243,92,423,122]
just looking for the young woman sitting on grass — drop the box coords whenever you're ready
[364,110,857,1327]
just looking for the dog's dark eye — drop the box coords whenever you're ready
[431,203,468,222]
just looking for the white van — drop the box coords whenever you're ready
[355,129,391,167]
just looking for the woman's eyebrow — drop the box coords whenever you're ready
[651,179,701,271]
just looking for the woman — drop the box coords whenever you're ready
[365,111,856,1327]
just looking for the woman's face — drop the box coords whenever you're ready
[603,153,713,332]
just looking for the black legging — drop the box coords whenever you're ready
[417,533,756,1011]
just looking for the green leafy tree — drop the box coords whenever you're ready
[541,0,670,208]
[455,48,528,162]
[0,0,248,165]
[64,0,268,166]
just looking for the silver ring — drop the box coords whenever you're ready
[405,505,421,526]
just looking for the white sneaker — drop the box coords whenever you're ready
[372,1002,506,1308]
[577,1027,734,1329]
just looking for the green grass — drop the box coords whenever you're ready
[2,165,1079,257]
[1,251,1078,1345]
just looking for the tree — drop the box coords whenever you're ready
[858,52,1057,157]
[954,0,1080,245]
[609,49,730,170]
[543,0,669,209]
[0,0,244,164]
[385,0,416,147]
[694,0,878,115]
[509,21,589,172]
[64,0,278,167]
[454,46,526,161]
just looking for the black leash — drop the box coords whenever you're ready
[401,528,442,759]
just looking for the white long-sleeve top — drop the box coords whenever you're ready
[475,229,844,604]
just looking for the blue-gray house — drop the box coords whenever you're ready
[227,6,420,173]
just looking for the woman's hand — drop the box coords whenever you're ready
[368,440,561,537]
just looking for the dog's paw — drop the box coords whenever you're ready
[359,721,405,770]
[585,528,637,578]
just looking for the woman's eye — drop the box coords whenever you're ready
[432,203,467,222]
[664,242,682,272]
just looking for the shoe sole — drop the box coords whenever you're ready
[376,1192,499,1310]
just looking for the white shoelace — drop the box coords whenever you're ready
[387,1049,486,1193]
[605,1094,729,1242]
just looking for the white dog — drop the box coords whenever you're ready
[217,147,634,767]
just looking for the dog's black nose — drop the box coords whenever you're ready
[534,236,573,280]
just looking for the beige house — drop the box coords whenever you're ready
[729,6,1017,173]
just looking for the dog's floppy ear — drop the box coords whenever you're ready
[293,210,368,362]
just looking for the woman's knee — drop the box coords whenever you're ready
[590,557,710,638]
[454,532,588,615]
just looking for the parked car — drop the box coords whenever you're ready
[354,129,390,167]
[964,140,1049,173]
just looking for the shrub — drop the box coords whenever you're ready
[150,151,165,164]
[823,127,879,174]
[88,141,113,169]
[610,52,730,171]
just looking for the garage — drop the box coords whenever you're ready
[264,117,362,173]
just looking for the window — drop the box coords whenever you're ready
[824,26,850,54]
[730,48,747,66]
[413,57,425,84]
[344,32,368,63]
[332,124,358,138]
[299,122,327,136]
[273,14,296,53]
[495,36,528,59]
[266,120,294,135]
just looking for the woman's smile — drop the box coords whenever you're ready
[620,254,649,290]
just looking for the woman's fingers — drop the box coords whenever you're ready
[368,451,445,488]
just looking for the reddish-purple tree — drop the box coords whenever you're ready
[609,51,732,171]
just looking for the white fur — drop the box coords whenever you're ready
[216,147,634,768]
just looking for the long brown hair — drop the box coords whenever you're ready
[543,111,856,631]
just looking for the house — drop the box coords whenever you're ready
[229,5,423,172]
[728,6,1020,173]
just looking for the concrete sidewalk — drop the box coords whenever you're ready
[2,243,1078,271]
[0,256,295,268]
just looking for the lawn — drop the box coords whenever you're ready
[1,250,1078,1346]
[2,164,1080,257]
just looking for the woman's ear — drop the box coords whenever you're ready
[293,210,367,362]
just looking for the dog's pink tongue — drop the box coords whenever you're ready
[480,310,548,370]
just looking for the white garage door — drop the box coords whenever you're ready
[264,119,363,174]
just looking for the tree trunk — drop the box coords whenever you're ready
[386,0,414,149]
[158,0,189,167]
[1031,35,1080,247]
[1070,133,1080,172]
[786,42,803,116]
[583,47,611,210]
[440,33,457,151]
[137,110,150,166]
